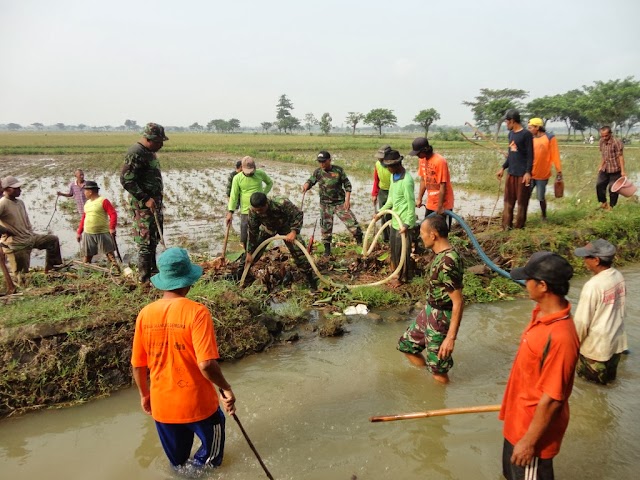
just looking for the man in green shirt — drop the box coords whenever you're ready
[379,149,416,286]
[226,156,273,249]
[301,151,363,257]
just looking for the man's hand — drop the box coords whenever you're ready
[245,252,253,264]
[437,337,455,359]
[436,206,445,215]
[621,169,627,177]
[511,437,535,467]
[284,231,297,243]
[219,388,236,415]
[76,233,82,243]
[371,195,377,205]
[496,168,504,180]
[523,173,532,186]
[301,183,309,193]
[343,200,350,211]
[144,198,156,211]
[416,199,423,208]
[225,212,233,226]
[399,226,407,235]
[140,394,152,415]
[110,229,116,235]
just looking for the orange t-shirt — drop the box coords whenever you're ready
[131,297,220,423]
[417,153,454,211]
[532,134,562,180]
[499,304,579,459]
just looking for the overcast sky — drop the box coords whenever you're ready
[1,0,639,128]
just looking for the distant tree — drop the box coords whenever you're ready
[261,122,273,133]
[319,113,332,135]
[526,96,563,126]
[7,123,22,130]
[55,123,66,130]
[581,77,640,130]
[189,122,203,132]
[345,112,364,135]
[276,94,299,133]
[228,118,241,132]
[364,108,397,135]
[401,124,421,132]
[124,119,138,131]
[303,113,318,133]
[279,116,301,133]
[31,122,44,130]
[413,108,441,136]
[209,119,231,133]
[462,88,528,140]
[206,120,216,132]
[77,124,87,130]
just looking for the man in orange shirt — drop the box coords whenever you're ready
[411,137,454,227]
[131,247,236,470]
[527,118,562,220]
[500,252,579,480]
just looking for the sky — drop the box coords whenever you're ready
[1,0,639,129]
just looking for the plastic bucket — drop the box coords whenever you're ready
[611,176,637,197]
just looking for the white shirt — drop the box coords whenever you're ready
[573,267,627,362]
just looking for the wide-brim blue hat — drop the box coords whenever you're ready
[151,247,203,291]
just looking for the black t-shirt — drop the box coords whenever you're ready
[502,128,533,177]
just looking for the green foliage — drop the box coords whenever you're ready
[463,273,523,303]
[345,112,365,135]
[414,108,441,136]
[319,113,332,135]
[462,88,528,139]
[348,286,403,308]
[364,108,397,135]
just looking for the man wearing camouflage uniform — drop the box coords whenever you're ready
[397,215,464,384]
[301,151,363,257]
[120,123,167,284]
[241,192,317,290]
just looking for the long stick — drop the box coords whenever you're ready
[464,122,507,157]
[45,195,59,231]
[219,389,274,479]
[152,210,166,249]
[111,233,123,263]
[370,404,501,423]
[221,221,231,260]
[299,190,306,210]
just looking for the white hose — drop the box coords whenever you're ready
[240,209,408,289]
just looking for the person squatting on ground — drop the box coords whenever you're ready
[120,122,167,285]
[131,247,236,470]
[371,145,393,242]
[411,136,454,228]
[0,176,63,283]
[573,239,627,385]
[56,168,87,215]
[226,160,243,210]
[397,215,464,384]
[76,181,119,270]
[497,109,534,230]
[527,118,562,220]
[241,192,318,290]
[302,151,363,257]
[596,126,626,210]
[378,149,416,286]
[500,252,579,480]
[226,156,273,250]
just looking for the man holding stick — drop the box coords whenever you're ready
[500,252,579,480]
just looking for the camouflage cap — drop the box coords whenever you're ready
[142,123,169,142]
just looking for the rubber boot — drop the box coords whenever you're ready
[306,272,318,290]
[150,251,159,275]
[138,254,153,285]
[354,230,363,246]
[540,200,547,220]
[323,243,331,257]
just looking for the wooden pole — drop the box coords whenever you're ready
[370,404,501,423]
[220,221,231,261]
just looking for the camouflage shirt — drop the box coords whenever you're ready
[120,142,163,207]
[306,165,352,206]
[247,197,303,252]
[426,248,464,310]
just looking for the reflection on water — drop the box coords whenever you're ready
[1,268,639,479]
[15,159,503,267]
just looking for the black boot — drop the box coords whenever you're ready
[323,243,331,257]
[354,229,363,245]
[138,254,153,285]
[306,272,318,290]
[540,200,547,220]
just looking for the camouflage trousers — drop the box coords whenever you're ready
[397,304,454,375]
[130,206,163,256]
[320,203,362,243]
[3,234,62,277]
[576,353,621,385]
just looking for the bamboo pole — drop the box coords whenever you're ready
[370,404,501,423]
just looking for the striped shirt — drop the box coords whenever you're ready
[599,137,623,173]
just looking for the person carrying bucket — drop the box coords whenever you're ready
[596,126,626,210]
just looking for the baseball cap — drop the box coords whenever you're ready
[242,156,256,175]
[375,145,392,159]
[574,239,616,260]
[317,151,331,162]
[510,251,573,284]
[381,149,403,166]
[142,122,169,142]
[1,176,23,189]
[528,117,544,127]
[409,137,430,156]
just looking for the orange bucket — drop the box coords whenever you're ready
[611,176,637,197]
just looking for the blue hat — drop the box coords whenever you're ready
[151,248,203,290]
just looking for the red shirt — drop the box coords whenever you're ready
[499,304,579,459]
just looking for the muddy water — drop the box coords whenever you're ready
[17,159,503,267]
[1,268,639,479]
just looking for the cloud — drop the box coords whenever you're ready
[392,58,417,78]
